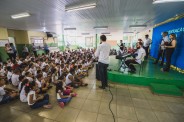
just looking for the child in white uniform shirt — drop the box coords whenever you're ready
[0,79,19,104]
[11,69,20,87]
[6,66,12,83]
[19,79,29,102]
[25,72,34,82]
[25,81,52,109]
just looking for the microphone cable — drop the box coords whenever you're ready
[108,82,116,122]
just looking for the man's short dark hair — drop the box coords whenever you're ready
[163,32,168,35]
[145,35,149,38]
[100,35,107,42]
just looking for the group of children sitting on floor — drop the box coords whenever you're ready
[0,49,95,109]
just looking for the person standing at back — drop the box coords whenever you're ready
[32,43,37,57]
[5,44,14,61]
[22,44,29,58]
[161,33,177,72]
[153,32,169,66]
[95,35,111,89]
[143,35,152,59]
[44,43,50,55]
[10,43,17,60]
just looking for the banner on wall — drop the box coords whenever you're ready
[150,18,184,70]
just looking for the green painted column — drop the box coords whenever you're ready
[58,34,65,51]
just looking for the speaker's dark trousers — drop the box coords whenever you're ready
[155,49,165,64]
[98,62,109,88]
[144,46,149,59]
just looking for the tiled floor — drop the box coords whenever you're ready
[1,68,184,122]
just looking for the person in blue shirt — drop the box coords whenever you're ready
[44,43,50,55]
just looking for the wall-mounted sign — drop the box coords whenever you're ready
[0,40,9,47]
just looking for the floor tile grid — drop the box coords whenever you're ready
[128,86,161,122]
[108,83,140,122]
[127,85,184,122]
[72,69,103,122]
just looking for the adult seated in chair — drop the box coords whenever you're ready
[125,42,146,73]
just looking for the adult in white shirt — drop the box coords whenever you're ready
[143,35,152,59]
[125,42,146,73]
[95,35,111,89]
[5,44,14,61]
[153,32,169,66]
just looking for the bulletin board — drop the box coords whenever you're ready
[0,39,9,47]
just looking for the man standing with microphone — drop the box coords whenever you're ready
[95,35,111,89]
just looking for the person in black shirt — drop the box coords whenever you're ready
[161,33,176,72]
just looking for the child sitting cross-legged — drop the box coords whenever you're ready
[56,79,77,108]
[19,79,29,103]
[0,78,19,104]
[25,81,52,109]
[65,68,88,88]
[58,73,77,96]
[35,74,52,94]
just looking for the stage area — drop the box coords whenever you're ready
[108,56,184,96]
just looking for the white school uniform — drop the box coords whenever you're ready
[35,79,42,88]
[65,73,73,85]
[26,77,33,82]
[27,90,36,105]
[7,71,12,81]
[20,86,27,102]
[43,72,47,78]
[0,86,6,102]
[11,74,20,86]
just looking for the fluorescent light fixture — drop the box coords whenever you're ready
[64,28,76,30]
[94,26,108,29]
[65,3,96,12]
[81,33,90,35]
[129,25,147,28]
[123,32,134,34]
[153,0,184,4]
[106,35,112,36]
[11,12,30,19]
[101,32,111,35]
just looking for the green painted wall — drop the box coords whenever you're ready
[0,47,9,62]
[16,44,32,57]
